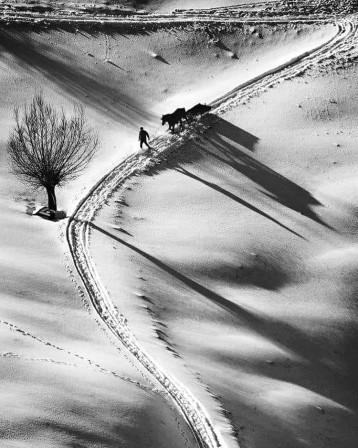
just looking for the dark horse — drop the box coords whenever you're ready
[162,108,187,132]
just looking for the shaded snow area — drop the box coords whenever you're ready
[1,3,358,448]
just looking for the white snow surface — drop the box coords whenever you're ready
[1,7,358,448]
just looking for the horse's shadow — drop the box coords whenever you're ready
[199,116,329,228]
[156,113,330,230]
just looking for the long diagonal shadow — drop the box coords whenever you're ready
[0,30,150,125]
[199,120,331,229]
[154,54,170,65]
[83,220,339,371]
[175,167,304,239]
[86,221,251,320]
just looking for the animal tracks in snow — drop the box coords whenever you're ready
[0,319,157,394]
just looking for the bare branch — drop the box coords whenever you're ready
[7,94,99,210]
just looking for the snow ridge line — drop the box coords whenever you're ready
[66,19,351,448]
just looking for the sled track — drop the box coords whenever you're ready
[67,18,355,448]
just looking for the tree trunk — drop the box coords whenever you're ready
[45,185,57,211]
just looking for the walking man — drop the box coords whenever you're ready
[138,127,150,149]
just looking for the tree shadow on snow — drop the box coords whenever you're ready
[0,29,151,126]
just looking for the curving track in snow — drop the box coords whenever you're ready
[67,17,356,448]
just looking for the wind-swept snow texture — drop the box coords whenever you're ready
[67,17,356,448]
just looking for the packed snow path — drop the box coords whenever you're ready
[67,18,356,448]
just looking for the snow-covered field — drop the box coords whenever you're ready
[1,2,358,448]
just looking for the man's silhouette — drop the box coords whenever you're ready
[138,127,150,149]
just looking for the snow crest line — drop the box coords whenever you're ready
[66,19,351,448]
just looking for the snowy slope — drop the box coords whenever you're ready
[1,3,356,448]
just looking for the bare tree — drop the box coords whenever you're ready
[7,94,98,212]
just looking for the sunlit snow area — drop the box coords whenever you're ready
[1,1,358,448]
